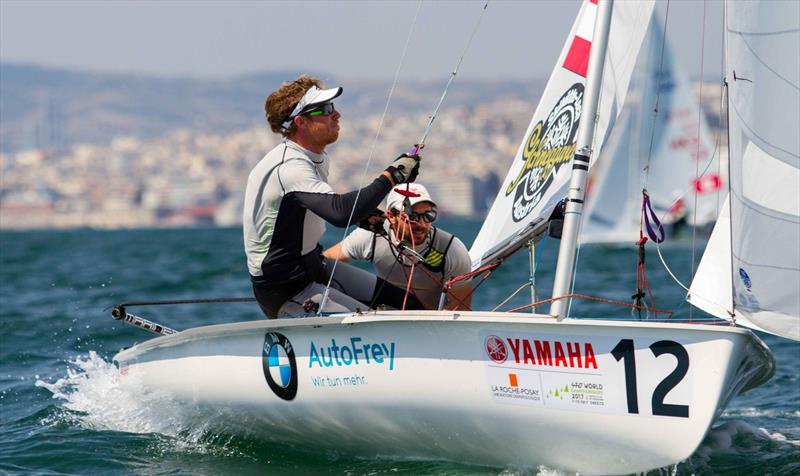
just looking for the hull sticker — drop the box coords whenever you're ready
[305,336,397,391]
[482,332,692,418]
[262,332,298,401]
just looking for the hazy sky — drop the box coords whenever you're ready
[1,0,723,81]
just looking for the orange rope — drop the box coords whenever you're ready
[401,214,417,310]
[507,293,674,318]
[383,215,498,311]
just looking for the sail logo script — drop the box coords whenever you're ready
[492,336,599,370]
[505,83,584,222]
[309,337,396,370]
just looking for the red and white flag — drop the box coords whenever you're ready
[563,0,598,77]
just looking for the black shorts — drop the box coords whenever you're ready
[252,277,311,319]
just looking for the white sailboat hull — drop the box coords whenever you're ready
[114,311,773,474]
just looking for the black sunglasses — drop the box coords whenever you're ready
[408,209,437,224]
[303,102,336,117]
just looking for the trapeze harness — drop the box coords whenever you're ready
[370,226,456,308]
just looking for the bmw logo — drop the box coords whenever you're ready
[262,332,298,400]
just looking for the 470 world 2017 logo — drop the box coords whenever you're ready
[505,83,583,222]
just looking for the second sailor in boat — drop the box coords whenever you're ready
[244,75,423,318]
[324,184,473,310]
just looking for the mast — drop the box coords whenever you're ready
[550,0,614,319]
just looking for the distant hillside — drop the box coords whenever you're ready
[0,64,295,152]
[0,63,544,152]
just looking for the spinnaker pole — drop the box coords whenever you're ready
[550,0,614,320]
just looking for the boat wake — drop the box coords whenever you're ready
[34,351,240,457]
[32,353,584,475]
[700,420,800,452]
[670,419,800,474]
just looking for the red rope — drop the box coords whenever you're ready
[401,216,417,310]
[446,262,499,288]
[507,293,673,318]
[381,216,497,311]
[386,214,424,310]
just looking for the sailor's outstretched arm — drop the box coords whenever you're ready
[323,243,351,262]
[293,175,392,227]
[323,227,373,263]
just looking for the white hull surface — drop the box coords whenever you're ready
[114,311,773,475]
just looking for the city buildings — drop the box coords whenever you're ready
[0,99,529,229]
[0,86,722,230]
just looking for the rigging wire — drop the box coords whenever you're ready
[319,0,424,313]
[640,0,672,193]
[628,0,675,314]
[653,83,726,294]
[397,0,490,213]
[723,0,738,320]
[638,0,672,315]
[688,0,709,320]
[490,237,543,313]
[321,1,490,313]
[414,1,490,149]
[653,0,729,296]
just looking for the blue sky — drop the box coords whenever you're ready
[1,0,723,81]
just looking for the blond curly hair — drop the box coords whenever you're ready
[265,75,323,136]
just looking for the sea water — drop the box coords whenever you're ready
[1,223,798,475]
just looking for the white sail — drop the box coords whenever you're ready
[469,0,654,268]
[582,13,721,244]
[689,0,800,341]
[689,195,733,318]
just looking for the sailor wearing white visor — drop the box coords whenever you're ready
[244,75,423,318]
[280,85,344,131]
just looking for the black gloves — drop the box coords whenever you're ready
[358,209,387,235]
[385,153,421,185]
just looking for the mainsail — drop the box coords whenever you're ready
[581,12,721,244]
[469,0,655,268]
[689,0,800,340]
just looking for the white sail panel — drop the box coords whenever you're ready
[741,141,800,216]
[582,12,721,244]
[692,0,800,340]
[469,0,655,267]
[688,196,733,319]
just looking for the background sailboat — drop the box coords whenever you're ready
[581,12,722,245]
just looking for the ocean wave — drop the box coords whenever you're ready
[697,420,800,457]
[34,351,240,458]
[722,407,800,419]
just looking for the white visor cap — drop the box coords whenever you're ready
[386,184,437,212]
[281,85,343,128]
